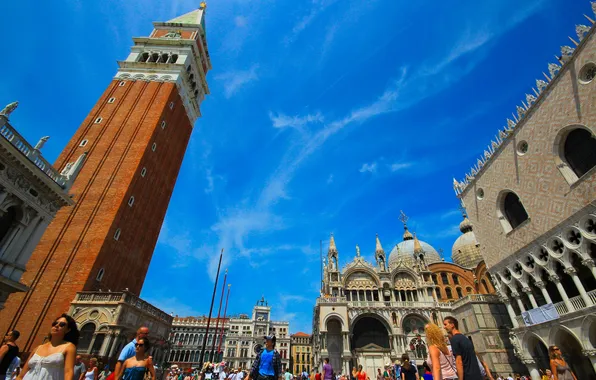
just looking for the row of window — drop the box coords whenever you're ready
[137,52,179,64]
[436,286,473,299]
[431,272,460,285]
[476,127,596,234]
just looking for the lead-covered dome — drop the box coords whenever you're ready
[451,215,483,268]
[388,226,442,267]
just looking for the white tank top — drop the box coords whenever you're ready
[85,369,95,380]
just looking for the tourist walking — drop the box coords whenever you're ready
[118,338,155,380]
[18,314,79,380]
[0,330,20,380]
[114,327,149,379]
[74,356,86,380]
[548,346,577,380]
[98,365,111,380]
[356,365,366,380]
[323,359,333,380]
[399,354,418,380]
[376,369,383,380]
[443,316,482,380]
[424,323,456,380]
[246,336,282,380]
[540,369,553,380]
[80,358,98,380]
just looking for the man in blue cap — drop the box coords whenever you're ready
[248,335,282,380]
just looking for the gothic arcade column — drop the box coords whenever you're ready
[523,287,538,309]
[512,292,526,313]
[551,275,573,311]
[565,267,593,306]
[501,298,519,328]
[535,281,553,304]
[582,259,596,281]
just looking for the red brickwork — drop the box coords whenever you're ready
[0,79,193,352]
[460,30,596,269]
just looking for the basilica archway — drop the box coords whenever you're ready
[326,319,343,374]
[551,327,596,379]
[351,315,391,376]
[401,314,428,361]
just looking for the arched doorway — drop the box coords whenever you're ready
[402,314,428,361]
[351,316,391,376]
[0,206,17,245]
[553,328,596,379]
[526,334,549,372]
[326,319,343,374]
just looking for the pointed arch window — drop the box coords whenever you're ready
[563,128,596,178]
[500,191,529,231]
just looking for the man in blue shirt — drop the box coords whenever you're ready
[248,336,282,380]
[114,326,150,378]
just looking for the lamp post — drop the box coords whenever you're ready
[198,249,223,368]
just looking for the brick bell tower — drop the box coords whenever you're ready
[0,4,212,352]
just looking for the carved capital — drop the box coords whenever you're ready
[511,291,521,298]
[564,267,576,275]
[549,275,560,283]
[534,281,546,289]
[582,259,595,268]
[582,349,596,357]
[521,357,536,365]
[522,287,532,294]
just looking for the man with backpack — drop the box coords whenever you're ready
[247,336,282,380]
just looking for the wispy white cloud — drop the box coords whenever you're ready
[284,0,339,45]
[359,162,377,173]
[388,162,412,172]
[269,111,324,130]
[215,64,259,98]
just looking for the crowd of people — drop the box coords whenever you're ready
[0,315,580,380]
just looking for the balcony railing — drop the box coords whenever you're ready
[0,122,67,188]
[451,294,501,308]
[73,291,172,324]
[316,297,460,309]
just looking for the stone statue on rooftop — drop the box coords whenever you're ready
[0,101,18,118]
[34,136,50,150]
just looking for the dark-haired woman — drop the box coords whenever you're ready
[548,346,576,380]
[400,354,418,380]
[118,338,155,380]
[18,314,79,380]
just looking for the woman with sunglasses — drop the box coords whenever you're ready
[548,346,577,380]
[118,338,155,380]
[17,314,79,380]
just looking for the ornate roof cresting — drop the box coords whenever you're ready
[454,7,595,197]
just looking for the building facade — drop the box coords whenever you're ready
[453,5,596,380]
[0,5,212,352]
[312,213,521,376]
[68,291,172,367]
[168,316,229,368]
[290,332,312,374]
[223,298,290,370]
[0,103,81,309]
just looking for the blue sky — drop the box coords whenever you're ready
[0,0,590,333]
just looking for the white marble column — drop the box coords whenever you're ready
[535,281,553,304]
[512,292,526,313]
[551,275,573,311]
[15,217,49,267]
[566,267,593,306]
[523,287,538,309]
[502,298,519,328]
[524,360,541,380]
[583,259,596,281]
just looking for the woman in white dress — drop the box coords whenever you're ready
[17,314,79,380]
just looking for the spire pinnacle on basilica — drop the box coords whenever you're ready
[399,210,414,241]
[413,233,423,254]
[328,233,337,253]
[375,234,384,253]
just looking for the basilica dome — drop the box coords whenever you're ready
[388,226,442,267]
[451,215,483,268]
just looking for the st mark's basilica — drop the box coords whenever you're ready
[312,212,520,376]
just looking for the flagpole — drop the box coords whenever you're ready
[210,269,227,362]
[217,284,231,354]
[199,248,223,369]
